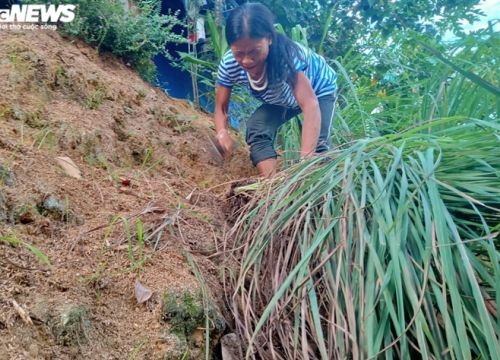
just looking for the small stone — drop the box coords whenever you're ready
[74,215,85,225]
[39,195,78,223]
[43,195,64,211]
[221,333,243,360]
[98,277,111,290]
[41,195,66,218]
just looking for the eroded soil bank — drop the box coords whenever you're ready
[0,29,255,359]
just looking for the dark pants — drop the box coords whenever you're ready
[245,94,336,166]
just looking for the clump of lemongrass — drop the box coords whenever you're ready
[227,119,499,360]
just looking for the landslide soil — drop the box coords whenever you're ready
[0,29,255,359]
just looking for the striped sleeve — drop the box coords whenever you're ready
[216,51,237,88]
[293,45,308,72]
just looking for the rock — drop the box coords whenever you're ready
[221,333,243,360]
[38,195,83,224]
[40,195,66,220]
[162,333,193,360]
[97,277,111,290]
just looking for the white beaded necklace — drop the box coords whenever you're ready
[247,69,268,91]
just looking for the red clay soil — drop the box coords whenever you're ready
[0,29,256,359]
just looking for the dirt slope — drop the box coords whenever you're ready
[0,29,254,359]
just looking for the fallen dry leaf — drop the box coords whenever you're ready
[55,156,82,179]
[134,280,153,304]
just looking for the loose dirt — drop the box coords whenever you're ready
[0,29,256,359]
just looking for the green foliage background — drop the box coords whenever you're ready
[259,0,484,59]
[25,0,185,81]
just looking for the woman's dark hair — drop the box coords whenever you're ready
[225,3,303,88]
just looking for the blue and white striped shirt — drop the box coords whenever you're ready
[216,43,336,108]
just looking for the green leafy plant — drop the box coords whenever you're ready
[26,0,185,81]
[259,0,484,62]
[336,27,499,137]
[184,252,212,360]
[123,217,145,272]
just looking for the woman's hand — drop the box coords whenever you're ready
[214,85,233,159]
[216,128,234,158]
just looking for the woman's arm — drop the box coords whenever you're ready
[293,72,321,157]
[214,84,234,155]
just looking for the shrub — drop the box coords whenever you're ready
[27,0,185,81]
